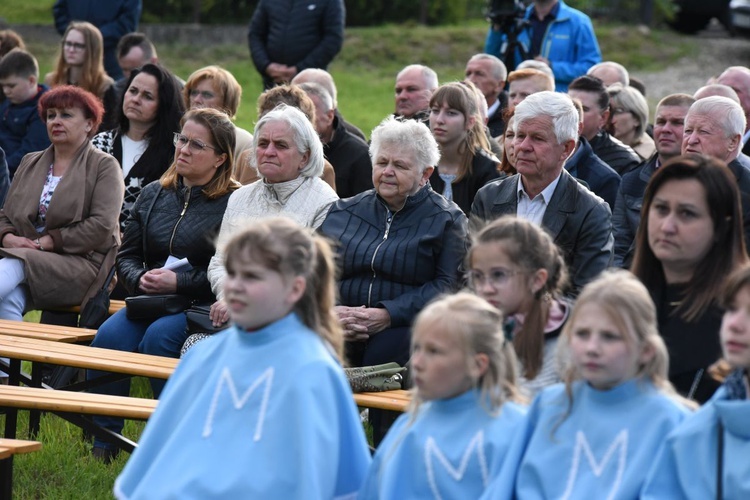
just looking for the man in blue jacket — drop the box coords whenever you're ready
[485,0,601,91]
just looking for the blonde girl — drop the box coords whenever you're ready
[643,264,750,498]
[468,215,569,397]
[510,270,691,499]
[115,218,371,499]
[359,292,526,500]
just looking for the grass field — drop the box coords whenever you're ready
[1,9,697,498]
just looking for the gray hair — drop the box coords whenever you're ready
[253,104,324,179]
[468,53,508,81]
[694,84,740,103]
[608,83,649,138]
[369,116,440,173]
[687,96,747,137]
[588,61,630,86]
[297,82,333,113]
[397,64,439,91]
[291,68,339,108]
[515,59,555,81]
[514,91,578,144]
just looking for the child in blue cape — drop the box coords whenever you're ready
[501,270,692,499]
[114,218,371,499]
[643,264,750,499]
[359,292,527,499]
[468,216,570,398]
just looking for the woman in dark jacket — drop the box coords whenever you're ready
[631,155,748,403]
[428,81,500,215]
[87,108,240,462]
[319,115,468,369]
[92,63,184,229]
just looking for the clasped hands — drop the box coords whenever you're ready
[138,268,178,295]
[1,233,52,251]
[335,305,391,342]
[266,62,298,84]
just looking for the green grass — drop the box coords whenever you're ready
[0,1,54,24]
[4,18,696,499]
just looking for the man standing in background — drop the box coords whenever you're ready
[248,0,345,90]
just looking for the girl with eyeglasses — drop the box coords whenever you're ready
[44,21,117,131]
[92,63,184,230]
[86,108,240,463]
[468,215,570,397]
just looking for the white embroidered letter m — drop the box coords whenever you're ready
[562,430,628,500]
[203,367,274,441]
[425,431,489,500]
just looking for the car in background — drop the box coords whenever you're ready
[732,0,750,32]
[669,0,732,34]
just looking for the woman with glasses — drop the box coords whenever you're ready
[468,216,570,398]
[92,63,184,230]
[44,21,117,131]
[183,66,253,161]
[607,83,655,161]
[86,108,240,463]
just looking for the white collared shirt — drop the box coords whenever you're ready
[516,172,562,225]
[487,98,501,118]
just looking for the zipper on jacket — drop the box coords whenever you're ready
[168,189,191,255]
[367,208,394,307]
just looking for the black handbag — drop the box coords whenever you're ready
[79,265,117,329]
[185,304,230,335]
[125,294,193,321]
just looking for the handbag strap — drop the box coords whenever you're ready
[99,264,117,293]
[141,184,163,267]
[717,420,724,500]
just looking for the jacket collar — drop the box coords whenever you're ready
[262,176,307,205]
[376,182,433,213]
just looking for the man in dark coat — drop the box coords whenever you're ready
[612,93,694,268]
[248,0,344,90]
[465,53,508,138]
[299,82,372,199]
[472,91,613,295]
[568,75,641,175]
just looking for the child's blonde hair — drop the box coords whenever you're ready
[556,270,692,416]
[223,217,343,360]
[409,292,523,417]
[469,216,567,379]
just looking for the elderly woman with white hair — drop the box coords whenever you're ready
[200,104,339,332]
[319,116,468,369]
[608,82,655,160]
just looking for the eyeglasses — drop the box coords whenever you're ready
[63,41,86,51]
[173,133,218,153]
[189,89,217,100]
[467,268,522,290]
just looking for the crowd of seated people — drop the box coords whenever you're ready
[1,13,749,498]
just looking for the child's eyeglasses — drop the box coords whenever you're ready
[173,133,218,153]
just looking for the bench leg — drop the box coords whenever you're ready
[3,359,21,441]
[29,363,42,437]
[0,456,14,500]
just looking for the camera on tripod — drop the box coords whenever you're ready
[486,0,529,71]
[487,0,526,25]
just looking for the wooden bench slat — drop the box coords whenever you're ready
[0,439,42,459]
[0,386,157,420]
[0,336,179,379]
[354,390,410,412]
[0,320,95,343]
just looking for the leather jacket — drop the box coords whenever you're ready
[117,180,231,301]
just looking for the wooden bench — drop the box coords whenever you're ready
[0,319,95,343]
[0,438,43,499]
[49,299,126,317]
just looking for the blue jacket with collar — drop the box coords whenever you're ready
[0,85,51,178]
[485,0,601,91]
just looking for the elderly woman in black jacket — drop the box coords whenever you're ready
[86,108,240,462]
[319,116,468,369]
